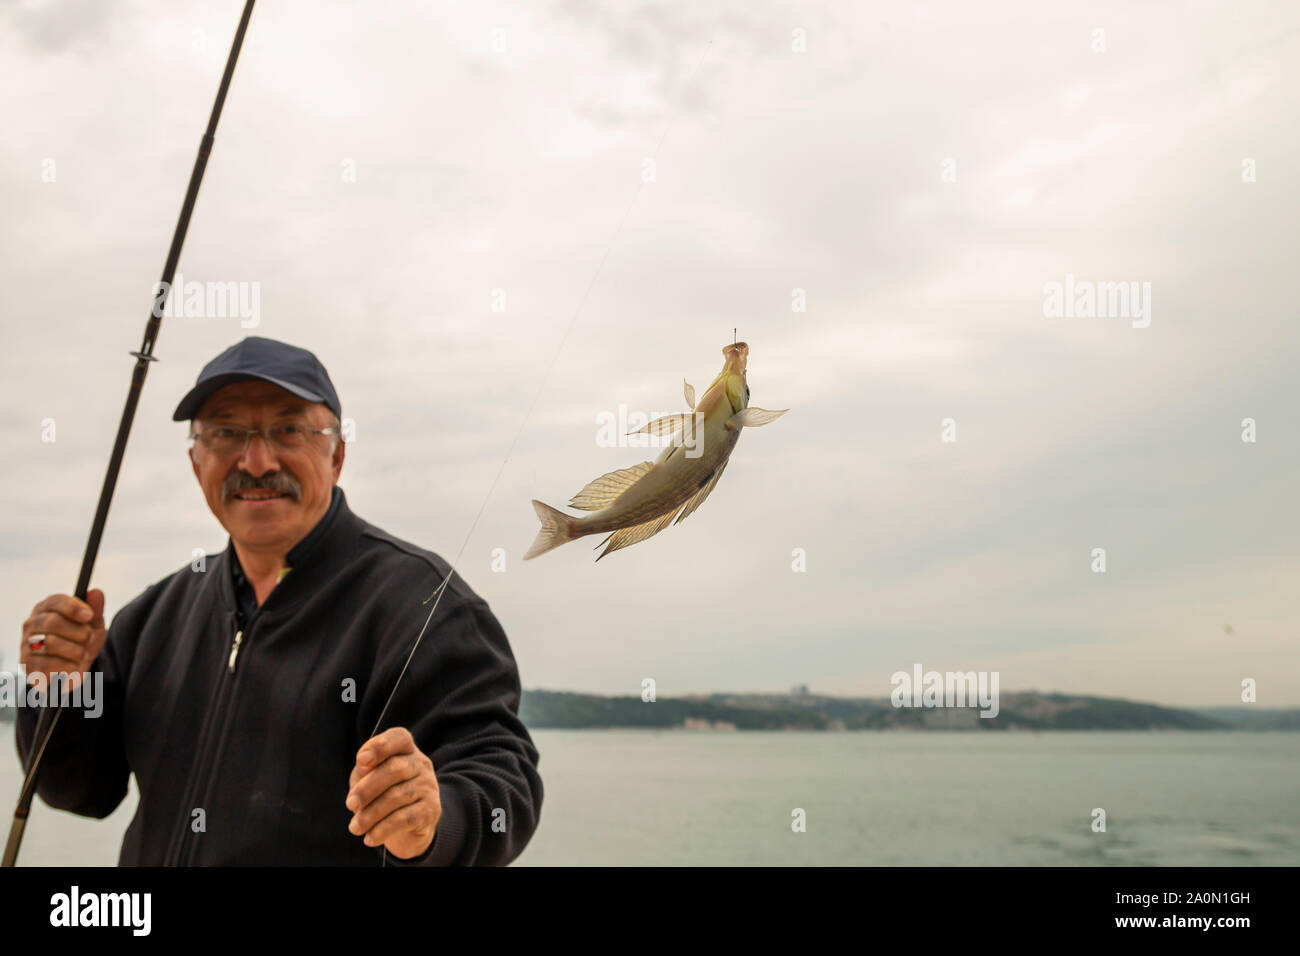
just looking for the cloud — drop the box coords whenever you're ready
[2,0,120,53]
[2,0,1299,707]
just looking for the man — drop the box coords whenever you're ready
[16,336,542,865]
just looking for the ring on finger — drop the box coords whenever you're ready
[28,633,47,652]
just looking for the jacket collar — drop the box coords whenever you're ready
[216,486,363,622]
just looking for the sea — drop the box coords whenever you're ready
[4,730,1298,866]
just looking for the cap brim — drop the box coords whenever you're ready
[171,373,327,421]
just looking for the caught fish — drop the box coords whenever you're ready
[525,341,787,561]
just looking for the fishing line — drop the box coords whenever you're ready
[367,39,715,862]
[373,40,716,734]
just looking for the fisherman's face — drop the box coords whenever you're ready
[189,380,344,553]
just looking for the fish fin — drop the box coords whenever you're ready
[569,460,654,510]
[674,460,729,525]
[595,507,682,561]
[626,414,689,438]
[683,378,696,409]
[524,500,579,560]
[727,406,788,429]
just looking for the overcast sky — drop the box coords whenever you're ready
[2,0,1297,707]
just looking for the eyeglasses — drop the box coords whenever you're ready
[189,422,340,457]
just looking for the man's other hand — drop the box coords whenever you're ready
[346,726,442,859]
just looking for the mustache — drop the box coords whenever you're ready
[223,470,302,500]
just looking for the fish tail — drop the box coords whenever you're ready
[524,500,580,560]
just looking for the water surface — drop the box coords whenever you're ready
[5,730,1296,865]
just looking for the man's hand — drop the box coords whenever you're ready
[20,590,108,693]
[346,727,442,860]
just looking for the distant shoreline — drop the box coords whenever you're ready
[517,689,1300,732]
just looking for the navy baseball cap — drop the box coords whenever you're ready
[171,336,342,422]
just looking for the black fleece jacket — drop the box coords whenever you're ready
[15,487,542,866]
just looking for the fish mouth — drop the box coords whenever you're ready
[722,341,749,372]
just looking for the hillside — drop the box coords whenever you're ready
[519,689,1298,731]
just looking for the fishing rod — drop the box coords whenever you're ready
[3,0,257,869]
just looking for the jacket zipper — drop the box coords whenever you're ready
[164,613,236,865]
[228,629,244,672]
[172,612,257,865]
